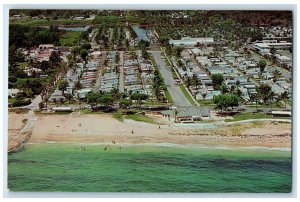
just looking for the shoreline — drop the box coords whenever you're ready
[27,141,292,152]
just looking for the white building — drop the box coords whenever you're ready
[169,37,214,47]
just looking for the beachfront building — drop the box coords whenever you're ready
[48,90,66,102]
[161,106,210,123]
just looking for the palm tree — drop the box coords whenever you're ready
[151,82,162,102]
[230,85,235,93]
[185,77,192,88]
[280,91,289,110]
[236,80,240,89]
[250,93,259,112]
[192,74,200,90]
[202,91,207,104]
[272,69,282,81]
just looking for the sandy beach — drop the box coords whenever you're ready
[8,112,29,152]
[6,112,286,149]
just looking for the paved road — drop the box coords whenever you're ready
[94,51,107,92]
[90,28,99,46]
[151,51,193,107]
[119,51,124,93]
[22,95,42,110]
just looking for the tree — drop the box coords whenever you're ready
[138,39,150,49]
[220,84,229,94]
[159,35,169,46]
[151,70,164,102]
[142,49,149,60]
[230,85,235,93]
[49,51,61,67]
[211,74,224,90]
[191,74,201,89]
[130,93,148,108]
[258,60,267,74]
[65,93,72,104]
[202,92,207,103]
[272,69,282,82]
[110,88,120,102]
[80,49,89,62]
[71,46,80,59]
[86,92,101,107]
[58,80,69,96]
[174,47,184,57]
[213,93,239,115]
[81,43,91,50]
[280,91,289,110]
[98,93,113,107]
[250,93,260,111]
[256,84,273,104]
[185,77,192,88]
[119,99,132,109]
[125,39,130,49]
[236,80,240,89]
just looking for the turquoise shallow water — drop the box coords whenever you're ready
[8,144,292,192]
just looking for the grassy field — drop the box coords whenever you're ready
[225,112,289,122]
[112,109,124,122]
[8,97,16,104]
[16,62,28,69]
[164,89,174,104]
[112,110,155,124]
[59,31,81,46]
[197,99,215,106]
[178,84,196,106]
[11,18,91,26]
[124,113,156,124]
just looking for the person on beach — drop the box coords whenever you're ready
[131,130,134,134]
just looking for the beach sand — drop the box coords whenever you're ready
[19,113,291,149]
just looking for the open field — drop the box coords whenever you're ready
[59,31,81,46]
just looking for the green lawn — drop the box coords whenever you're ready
[16,62,28,69]
[112,109,156,124]
[164,89,174,104]
[11,18,91,26]
[112,109,124,122]
[124,113,156,124]
[8,97,16,104]
[197,99,215,106]
[59,31,81,46]
[148,53,158,69]
[178,84,196,106]
[225,112,289,122]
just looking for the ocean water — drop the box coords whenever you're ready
[8,144,292,192]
